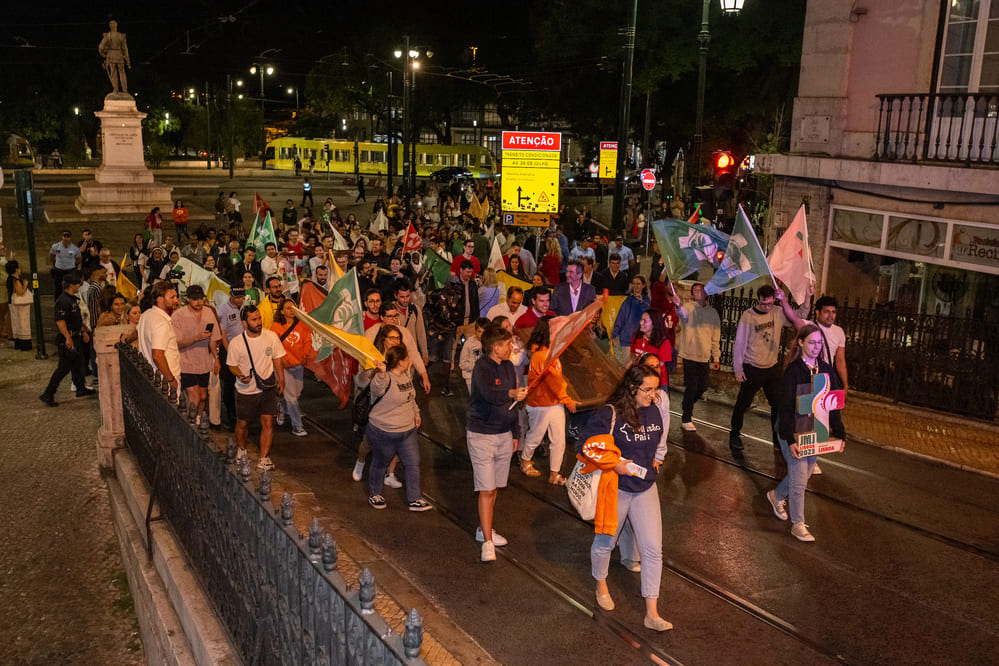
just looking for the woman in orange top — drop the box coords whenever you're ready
[270,298,313,437]
[519,317,576,485]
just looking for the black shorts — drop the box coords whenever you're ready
[235,387,280,420]
[181,372,210,389]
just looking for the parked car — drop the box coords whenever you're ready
[430,166,473,182]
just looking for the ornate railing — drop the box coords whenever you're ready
[707,287,999,420]
[874,93,999,165]
[117,344,426,665]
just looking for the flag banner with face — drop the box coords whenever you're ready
[530,292,608,390]
[495,270,534,304]
[651,218,730,280]
[768,204,815,305]
[424,247,453,291]
[247,211,277,257]
[403,221,423,254]
[306,267,364,361]
[299,281,359,407]
[253,193,271,218]
[705,206,772,295]
[488,236,507,272]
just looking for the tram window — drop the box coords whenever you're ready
[369,150,386,163]
[334,149,351,162]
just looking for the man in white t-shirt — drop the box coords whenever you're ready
[485,286,527,323]
[811,295,847,392]
[226,305,286,471]
[138,281,182,392]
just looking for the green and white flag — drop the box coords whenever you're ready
[247,210,277,257]
[650,218,730,280]
[307,267,364,361]
[705,206,772,295]
[424,247,452,291]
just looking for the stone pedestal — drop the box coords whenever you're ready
[75,94,173,215]
[96,325,130,469]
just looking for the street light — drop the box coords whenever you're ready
[250,64,275,168]
[286,86,299,111]
[393,37,432,210]
[693,0,744,194]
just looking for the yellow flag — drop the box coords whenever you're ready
[495,270,533,303]
[329,250,344,280]
[600,295,627,351]
[293,306,384,369]
[118,273,138,301]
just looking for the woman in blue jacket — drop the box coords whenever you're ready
[611,275,650,361]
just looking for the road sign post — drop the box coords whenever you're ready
[599,141,618,181]
[501,131,561,228]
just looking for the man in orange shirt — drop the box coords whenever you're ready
[270,297,313,436]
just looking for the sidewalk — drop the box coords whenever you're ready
[0,345,144,664]
[684,366,999,478]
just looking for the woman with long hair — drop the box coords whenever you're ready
[360,343,432,512]
[612,275,650,362]
[241,271,261,307]
[353,325,405,486]
[519,317,576,485]
[146,207,164,248]
[578,364,672,632]
[96,291,127,327]
[129,233,147,285]
[506,254,528,281]
[173,200,190,242]
[540,237,563,286]
[629,308,671,386]
[766,324,845,542]
[5,260,33,350]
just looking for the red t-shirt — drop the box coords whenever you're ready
[629,336,671,386]
[515,308,555,328]
[450,254,481,277]
[541,254,561,286]
[363,312,380,331]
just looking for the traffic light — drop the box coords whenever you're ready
[712,150,735,204]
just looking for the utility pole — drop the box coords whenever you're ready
[227,75,235,180]
[386,70,394,195]
[612,0,638,233]
[205,82,212,170]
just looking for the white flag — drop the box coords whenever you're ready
[488,235,506,272]
[767,205,815,305]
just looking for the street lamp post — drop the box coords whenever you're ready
[250,64,274,168]
[385,70,394,195]
[286,86,299,112]
[394,38,431,212]
[611,0,639,234]
[693,0,744,193]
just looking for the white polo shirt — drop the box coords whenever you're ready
[138,306,181,379]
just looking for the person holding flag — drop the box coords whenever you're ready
[728,284,805,458]
[676,284,720,431]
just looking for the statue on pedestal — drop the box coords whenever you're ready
[99,20,130,96]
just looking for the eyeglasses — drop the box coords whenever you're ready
[637,386,657,395]
[383,312,399,319]
[385,334,402,341]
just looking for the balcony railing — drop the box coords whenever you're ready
[874,93,999,165]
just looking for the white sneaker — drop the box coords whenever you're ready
[475,527,508,547]
[351,460,364,482]
[480,541,496,562]
[292,427,308,437]
[681,421,696,431]
[275,412,285,426]
[383,473,403,489]
[791,522,815,542]
[812,462,823,475]
[766,489,789,521]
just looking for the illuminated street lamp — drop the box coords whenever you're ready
[393,37,432,209]
[693,0,745,189]
[250,64,275,168]
[286,86,299,111]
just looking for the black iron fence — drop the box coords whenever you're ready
[707,287,999,420]
[874,93,999,165]
[117,344,426,665]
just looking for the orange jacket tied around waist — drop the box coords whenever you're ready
[578,434,624,536]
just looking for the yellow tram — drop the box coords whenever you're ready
[265,137,496,178]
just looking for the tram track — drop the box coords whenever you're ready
[673,411,999,563]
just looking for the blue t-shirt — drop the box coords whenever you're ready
[577,404,662,493]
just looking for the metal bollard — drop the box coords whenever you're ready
[404,609,424,659]
[308,517,322,561]
[322,533,337,572]
[258,469,271,502]
[238,455,251,483]
[281,493,294,527]
[225,437,237,465]
[359,568,375,615]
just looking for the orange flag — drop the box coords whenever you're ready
[299,281,355,408]
[254,193,271,217]
[686,203,702,225]
[529,291,608,390]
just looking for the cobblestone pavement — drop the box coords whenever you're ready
[0,345,144,665]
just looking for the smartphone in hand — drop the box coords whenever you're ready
[206,323,214,333]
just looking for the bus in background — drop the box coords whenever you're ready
[3,134,35,170]
[265,137,497,179]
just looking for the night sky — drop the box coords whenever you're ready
[2,1,539,90]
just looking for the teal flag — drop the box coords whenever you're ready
[308,267,364,361]
[650,218,730,280]
[705,206,772,295]
[424,247,452,291]
[247,210,277,257]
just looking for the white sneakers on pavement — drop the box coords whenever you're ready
[475,527,508,546]
[351,460,364,482]
[383,473,403,489]
[791,522,815,541]
[681,421,697,431]
[766,489,789,521]
[480,541,496,562]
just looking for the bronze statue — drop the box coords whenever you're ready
[99,20,130,95]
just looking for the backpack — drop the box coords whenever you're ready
[352,375,391,428]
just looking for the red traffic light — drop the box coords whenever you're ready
[714,152,734,170]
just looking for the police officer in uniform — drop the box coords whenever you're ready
[40,275,95,406]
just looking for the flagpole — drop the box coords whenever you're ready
[739,204,779,291]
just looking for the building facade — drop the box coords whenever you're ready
[758,0,999,322]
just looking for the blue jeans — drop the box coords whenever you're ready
[282,364,304,429]
[774,434,817,524]
[591,484,663,599]
[366,424,422,502]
